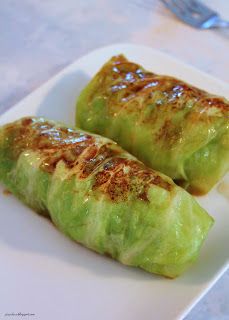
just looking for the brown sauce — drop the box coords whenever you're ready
[217,181,229,200]
[3,189,12,196]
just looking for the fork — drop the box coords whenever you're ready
[160,0,229,29]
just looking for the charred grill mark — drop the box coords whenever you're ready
[93,157,173,202]
[93,158,131,202]
[41,147,83,173]
[150,175,172,191]
[156,119,182,146]
[93,171,111,188]
[169,83,205,100]
[107,168,129,201]
[7,117,125,179]
[6,117,174,202]
[21,118,33,126]
[199,97,229,113]
[7,118,95,172]
[103,157,128,171]
[79,144,121,179]
[98,55,228,117]
[34,131,95,172]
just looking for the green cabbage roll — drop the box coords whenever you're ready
[0,117,213,278]
[76,55,229,195]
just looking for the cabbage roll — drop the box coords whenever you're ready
[0,117,213,278]
[76,55,229,195]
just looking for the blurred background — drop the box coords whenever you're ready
[0,1,228,319]
[1,1,229,113]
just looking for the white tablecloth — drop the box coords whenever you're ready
[1,0,228,318]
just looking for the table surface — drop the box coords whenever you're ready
[1,0,228,319]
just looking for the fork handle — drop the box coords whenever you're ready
[210,18,229,29]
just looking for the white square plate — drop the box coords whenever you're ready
[0,43,228,320]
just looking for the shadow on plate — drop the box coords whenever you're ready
[35,70,90,125]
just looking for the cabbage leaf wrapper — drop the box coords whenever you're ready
[0,117,214,278]
[76,55,229,195]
